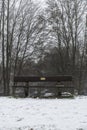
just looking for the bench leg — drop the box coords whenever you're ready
[12,87,15,96]
[24,87,29,98]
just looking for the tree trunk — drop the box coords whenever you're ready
[6,0,10,95]
[2,0,6,95]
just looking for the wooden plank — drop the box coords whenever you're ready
[29,86,74,89]
[12,85,28,88]
[14,75,72,82]
[12,85,74,89]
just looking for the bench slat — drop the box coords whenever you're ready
[12,85,74,89]
[14,75,72,82]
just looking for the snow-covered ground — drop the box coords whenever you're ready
[0,96,87,130]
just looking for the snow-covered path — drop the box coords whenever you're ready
[0,96,87,130]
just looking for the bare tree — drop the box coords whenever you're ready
[46,0,87,74]
[2,0,6,95]
[0,0,46,95]
[12,1,46,76]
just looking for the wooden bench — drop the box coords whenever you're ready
[12,75,74,97]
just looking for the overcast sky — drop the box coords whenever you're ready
[33,0,47,8]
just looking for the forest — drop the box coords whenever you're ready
[0,0,87,96]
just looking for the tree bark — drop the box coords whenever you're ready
[6,0,10,95]
[2,0,6,95]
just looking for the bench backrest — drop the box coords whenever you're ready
[14,75,72,82]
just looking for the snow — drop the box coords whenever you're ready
[0,96,87,130]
